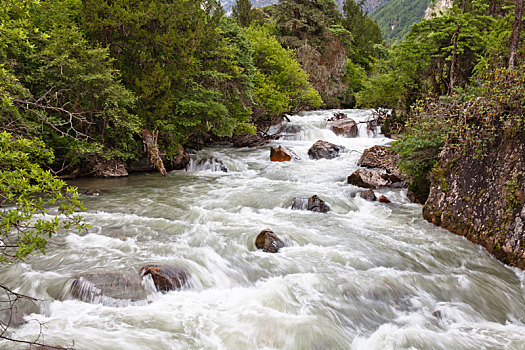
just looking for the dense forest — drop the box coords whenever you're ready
[1,0,524,263]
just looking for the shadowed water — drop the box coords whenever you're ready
[1,110,524,349]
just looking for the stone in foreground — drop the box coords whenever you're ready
[255,229,285,253]
[308,140,345,160]
[378,195,391,203]
[270,145,300,162]
[140,265,188,292]
[65,272,148,305]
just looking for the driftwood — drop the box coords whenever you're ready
[142,129,167,177]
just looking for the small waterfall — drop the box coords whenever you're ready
[186,156,228,172]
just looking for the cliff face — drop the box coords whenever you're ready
[423,134,525,268]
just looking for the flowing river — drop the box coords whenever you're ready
[2,110,525,349]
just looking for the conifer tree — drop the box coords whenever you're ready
[232,0,253,27]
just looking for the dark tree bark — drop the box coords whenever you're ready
[509,0,524,68]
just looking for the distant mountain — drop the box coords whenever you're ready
[220,0,390,13]
[369,0,432,42]
[220,0,434,43]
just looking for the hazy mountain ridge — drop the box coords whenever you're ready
[220,0,391,13]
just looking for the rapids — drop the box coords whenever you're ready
[1,110,525,349]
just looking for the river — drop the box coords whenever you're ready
[1,110,525,349]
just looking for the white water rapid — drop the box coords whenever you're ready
[1,110,525,349]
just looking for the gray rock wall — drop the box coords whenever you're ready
[423,134,525,268]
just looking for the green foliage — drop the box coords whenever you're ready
[246,25,323,118]
[0,132,85,263]
[233,0,254,27]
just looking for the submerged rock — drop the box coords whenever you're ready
[64,272,148,305]
[291,195,331,213]
[270,146,300,162]
[140,266,188,292]
[357,145,404,178]
[347,168,405,189]
[84,189,101,196]
[308,140,344,160]
[329,118,358,138]
[378,195,391,203]
[255,229,285,253]
[350,189,377,201]
[193,157,227,172]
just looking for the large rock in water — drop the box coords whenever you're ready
[329,118,358,138]
[255,229,285,253]
[140,266,188,292]
[358,145,404,178]
[270,146,299,162]
[347,169,405,189]
[291,195,331,213]
[64,272,148,305]
[308,140,344,160]
[423,134,525,269]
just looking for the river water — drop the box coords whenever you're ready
[2,110,525,349]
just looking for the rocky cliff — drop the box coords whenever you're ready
[423,134,525,268]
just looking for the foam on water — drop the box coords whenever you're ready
[1,109,525,349]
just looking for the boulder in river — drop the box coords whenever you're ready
[140,266,188,292]
[308,140,345,160]
[329,118,358,138]
[255,229,285,253]
[347,168,405,189]
[378,195,391,203]
[291,195,331,213]
[357,145,404,178]
[64,272,148,305]
[350,189,377,201]
[270,146,300,162]
[127,145,190,173]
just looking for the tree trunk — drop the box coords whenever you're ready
[509,0,524,68]
[142,129,167,177]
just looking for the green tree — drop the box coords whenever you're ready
[233,0,253,27]
[0,132,85,263]
[245,25,322,118]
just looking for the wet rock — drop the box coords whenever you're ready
[140,266,188,292]
[350,189,377,201]
[347,169,405,189]
[291,195,331,213]
[84,189,101,196]
[329,118,358,138]
[270,146,300,162]
[308,140,344,160]
[64,272,148,304]
[329,112,347,120]
[378,195,391,203]
[357,145,404,178]
[255,229,285,253]
[232,133,269,148]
